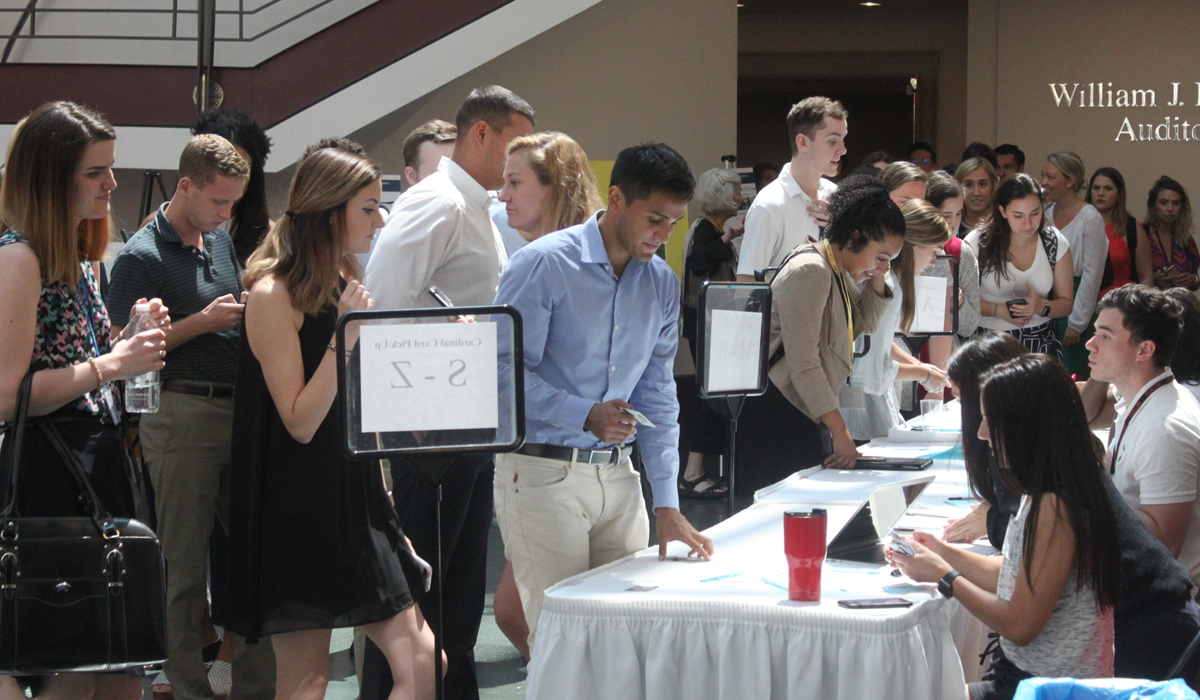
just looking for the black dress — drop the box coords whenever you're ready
[225,302,414,642]
[681,218,736,456]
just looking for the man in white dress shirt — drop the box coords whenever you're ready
[1081,285,1200,585]
[735,96,846,281]
[362,85,534,700]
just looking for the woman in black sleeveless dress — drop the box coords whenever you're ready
[227,147,437,700]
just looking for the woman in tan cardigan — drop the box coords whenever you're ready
[736,176,906,493]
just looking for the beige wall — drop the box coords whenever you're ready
[738,9,969,165]
[971,0,1200,221]
[351,0,737,217]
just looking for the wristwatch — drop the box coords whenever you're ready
[938,569,962,599]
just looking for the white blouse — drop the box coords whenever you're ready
[1047,202,1108,333]
[965,228,1071,333]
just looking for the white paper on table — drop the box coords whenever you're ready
[706,309,763,393]
[911,275,949,333]
[358,322,499,432]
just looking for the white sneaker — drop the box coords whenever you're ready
[207,661,232,699]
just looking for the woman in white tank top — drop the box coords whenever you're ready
[889,355,1123,700]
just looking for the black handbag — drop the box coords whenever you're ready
[0,372,167,673]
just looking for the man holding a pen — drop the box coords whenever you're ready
[363,86,535,700]
[493,143,715,656]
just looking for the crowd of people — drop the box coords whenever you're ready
[2,86,1200,700]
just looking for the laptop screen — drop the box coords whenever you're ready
[826,476,935,565]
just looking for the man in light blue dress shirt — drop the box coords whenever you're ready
[494,144,715,653]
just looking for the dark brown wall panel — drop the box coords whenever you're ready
[0,0,512,126]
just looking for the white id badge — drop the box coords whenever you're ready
[838,384,865,409]
[100,385,121,425]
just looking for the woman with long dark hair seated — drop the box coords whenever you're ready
[941,332,1026,547]
[891,355,1122,699]
[736,175,904,493]
[946,334,1200,681]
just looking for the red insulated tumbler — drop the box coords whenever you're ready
[784,509,827,601]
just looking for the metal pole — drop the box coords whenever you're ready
[726,416,737,518]
[724,394,745,519]
[196,0,216,118]
[434,483,445,700]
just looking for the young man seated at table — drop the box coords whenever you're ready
[493,143,714,655]
[1080,284,1200,585]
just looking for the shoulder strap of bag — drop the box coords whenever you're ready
[1039,226,1059,272]
[37,420,117,536]
[0,373,34,537]
[0,371,117,539]
[1125,216,1139,280]
[766,244,827,370]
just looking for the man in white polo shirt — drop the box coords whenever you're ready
[735,96,846,281]
[1081,284,1200,584]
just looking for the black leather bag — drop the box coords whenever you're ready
[0,373,167,673]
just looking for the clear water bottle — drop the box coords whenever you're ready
[125,303,160,413]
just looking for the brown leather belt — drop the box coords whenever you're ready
[516,442,634,465]
[161,380,234,399]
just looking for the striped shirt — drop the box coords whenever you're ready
[107,204,244,383]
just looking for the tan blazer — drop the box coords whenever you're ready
[766,244,892,421]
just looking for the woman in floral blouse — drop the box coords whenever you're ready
[0,101,170,699]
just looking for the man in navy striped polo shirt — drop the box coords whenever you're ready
[108,134,275,700]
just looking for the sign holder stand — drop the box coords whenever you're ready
[695,282,771,517]
[336,306,525,700]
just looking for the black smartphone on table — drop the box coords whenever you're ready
[837,598,914,609]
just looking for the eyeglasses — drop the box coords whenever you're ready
[911,158,933,165]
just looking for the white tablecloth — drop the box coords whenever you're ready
[527,415,996,700]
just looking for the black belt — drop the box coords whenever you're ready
[517,442,634,465]
[161,380,234,399]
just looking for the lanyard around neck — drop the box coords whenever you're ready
[75,265,103,361]
[824,239,855,368]
[1108,376,1174,474]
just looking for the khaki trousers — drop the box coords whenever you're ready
[140,392,275,700]
[494,452,649,652]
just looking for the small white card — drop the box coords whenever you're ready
[620,407,656,428]
[839,383,866,409]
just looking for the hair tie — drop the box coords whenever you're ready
[285,210,297,218]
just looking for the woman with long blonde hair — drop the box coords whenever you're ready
[228,147,437,700]
[491,131,602,661]
[497,131,602,243]
[842,200,952,439]
[0,101,169,700]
